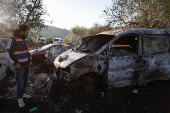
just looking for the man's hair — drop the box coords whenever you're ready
[18,25,30,32]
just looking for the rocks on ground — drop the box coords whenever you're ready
[1,65,170,113]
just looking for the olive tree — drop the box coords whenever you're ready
[0,0,49,37]
[103,0,170,29]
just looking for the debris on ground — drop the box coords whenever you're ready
[75,109,83,113]
[0,65,52,99]
[132,89,138,93]
[1,65,170,113]
[101,92,104,97]
[30,107,37,112]
[64,95,71,103]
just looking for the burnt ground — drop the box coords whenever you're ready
[1,65,170,113]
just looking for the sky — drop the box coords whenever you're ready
[43,0,113,30]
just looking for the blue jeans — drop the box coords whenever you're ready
[14,64,30,99]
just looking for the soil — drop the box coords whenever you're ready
[1,65,170,113]
[1,80,170,113]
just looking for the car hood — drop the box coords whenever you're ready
[54,49,89,68]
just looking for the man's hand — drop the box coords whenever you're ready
[15,63,21,68]
[29,62,32,66]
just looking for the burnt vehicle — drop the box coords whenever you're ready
[29,44,68,64]
[51,28,170,92]
[0,38,13,80]
[45,45,72,64]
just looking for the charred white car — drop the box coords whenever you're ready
[52,29,170,92]
[0,38,13,80]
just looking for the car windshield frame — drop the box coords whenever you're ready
[79,35,114,53]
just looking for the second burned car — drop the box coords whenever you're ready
[51,28,170,92]
[29,44,71,64]
[0,38,13,80]
[45,45,72,63]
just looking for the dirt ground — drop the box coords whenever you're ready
[1,65,170,113]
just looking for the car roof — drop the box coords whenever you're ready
[97,28,170,37]
[80,28,170,46]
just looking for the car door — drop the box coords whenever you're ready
[107,35,149,87]
[138,34,170,84]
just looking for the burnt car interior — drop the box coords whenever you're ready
[81,35,113,53]
[111,35,138,56]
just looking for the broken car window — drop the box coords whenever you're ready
[81,35,113,53]
[142,35,169,54]
[112,36,138,56]
[100,47,108,56]
[63,46,71,51]
[50,45,62,50]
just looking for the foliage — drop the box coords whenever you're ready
[63,26,88,44]
[103,0,170,29]
[62,24,111,44]
[46,37,53,44]
[88,23,111,36]
[0,0,49,38]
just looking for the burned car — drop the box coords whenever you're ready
[0,38,13,80]
[45,44,72,63]
[29,44,69,64]
[52,29,170,92]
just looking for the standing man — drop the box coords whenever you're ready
[7,25,32,108]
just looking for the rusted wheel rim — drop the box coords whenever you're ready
[86,83,95,93]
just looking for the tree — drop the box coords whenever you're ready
[88,23,111,36]
[63,26,88,44]
[0,0,49,37]
[63,24,110,44]
[103,0,170,29]
[46,37,53,44]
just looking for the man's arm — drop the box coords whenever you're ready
[25,41,32,63]
[7,37,19,65]
[28,52,32,66]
